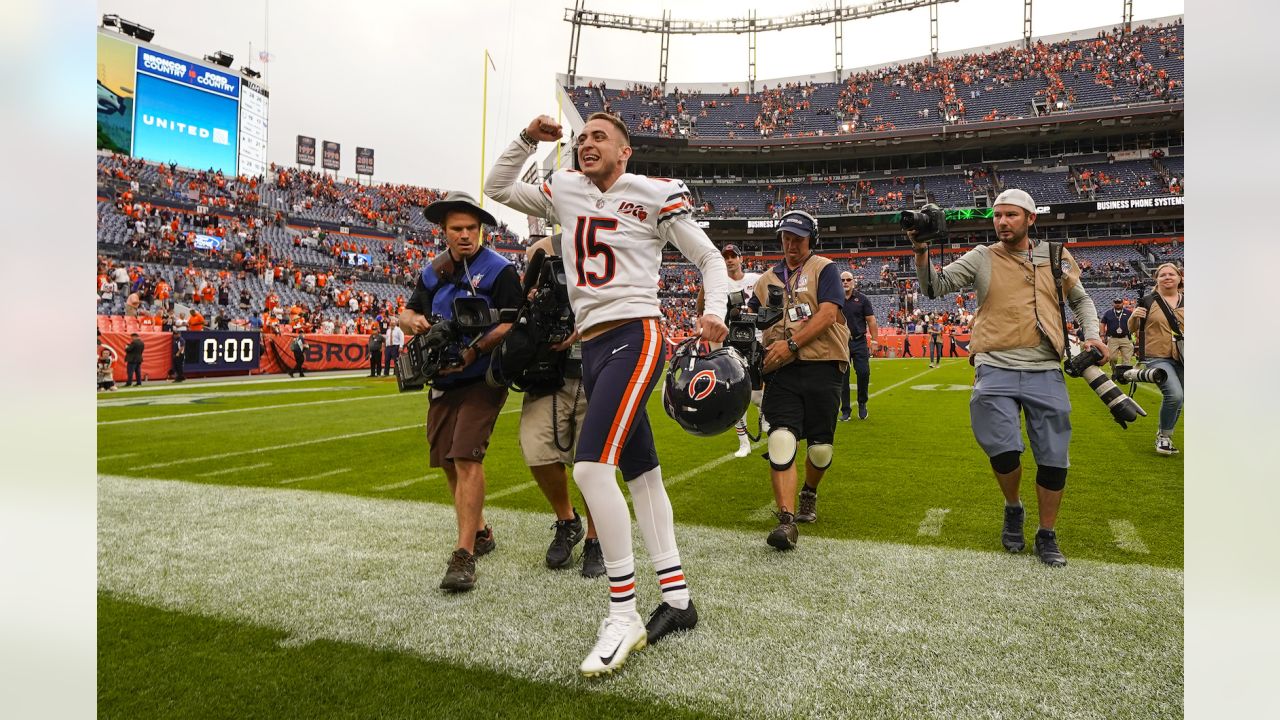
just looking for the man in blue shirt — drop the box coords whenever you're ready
[838,271,879,420]
[1099,298,1135,373]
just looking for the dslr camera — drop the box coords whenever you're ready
[899,203,948,242]
[1113,364,1167,385]
[725,284,785,389]
[396,296,506,392]
[1063,348,1147,428]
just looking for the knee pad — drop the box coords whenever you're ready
[989,450,1021,475]
[806,443,833,470]
[1036,465,1067,492]
[767,428,798,471]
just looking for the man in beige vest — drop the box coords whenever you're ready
[911,189,1109,567]
[749,211,851,550]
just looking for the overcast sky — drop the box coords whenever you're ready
[97,0,1184,233]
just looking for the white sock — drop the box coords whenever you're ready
[630,466,690,609]
[573,461,635,617]
[735,416,748,442]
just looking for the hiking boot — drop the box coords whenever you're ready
[1034,529,1067,567]
[580,612,647,677]
[767,510,799,551]
[580,538,605,578]
[795,487,818,523]
[439,548,476,592]
[546,511,585,569]
[474,525,496,557]
[1002,504,1026,553]
[645,600,698,645]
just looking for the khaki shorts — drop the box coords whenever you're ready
[1106,337,1135,367]
[519,377,587,467]
[425,381,508,467]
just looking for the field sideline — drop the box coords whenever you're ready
[98,358,1184,719]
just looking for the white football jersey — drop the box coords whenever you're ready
[734,271,762,301]
[541,170,702,333]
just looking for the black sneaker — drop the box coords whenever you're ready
[767,511,798,551]
[474,525,496,557]
[1002,504,1026,553]
[858,403,868,420]
[1034,529,1067,567]
[795,488,818,523]
[839,412,852,422]
[546,511,585,569]
[646,600,698,644]
[580,538,605,578]
[439,548,476,592]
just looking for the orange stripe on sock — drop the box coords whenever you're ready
[658,574,685,585]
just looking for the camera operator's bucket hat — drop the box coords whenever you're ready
[425,191,498,227]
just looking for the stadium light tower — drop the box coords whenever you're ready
[563,0,959,92]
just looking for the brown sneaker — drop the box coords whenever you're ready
[795,487,818,523]
[439,548,476,592]
[474,525,495,557]
[767,510,799,551]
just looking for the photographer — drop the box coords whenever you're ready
[927,314,944,368]
[697,243,766,458]
[751,211,850,549]
[912,189,1107,567]
[838,272,878,421]
[399,191,522,593]
[516,234,603,578]
[1128,263,1184,455]
[1100,298,1135,374]
[367,329,385,377]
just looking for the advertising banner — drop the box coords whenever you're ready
[136,47,240,99]
[97,33,137,154]
[296,135,316,166]
[322,141,341,171]
[355,147,375,176]
[192,234,224,251]
[132,73,239,174]
[261,333,376,374]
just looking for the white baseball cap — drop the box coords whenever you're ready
[993,188,1037,215]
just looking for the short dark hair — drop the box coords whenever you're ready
[584,112,631,147]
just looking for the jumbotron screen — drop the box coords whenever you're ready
[97,30,269,176]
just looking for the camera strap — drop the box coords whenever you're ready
[1048,241,1073,362]
[551,379,583,454]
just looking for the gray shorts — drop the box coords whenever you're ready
[519,377,587,467]
[969,364,1072,468]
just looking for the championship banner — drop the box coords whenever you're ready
[296,135,316,166]
[355,147,375,176]
[322,141,341,171]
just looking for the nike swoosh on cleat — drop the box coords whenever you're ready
[599,635,627,665]
[611,344,629,355]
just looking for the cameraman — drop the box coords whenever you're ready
[399,191,522,593]
[517,234,603,577]
[697,243,766,458]
[911,189,1107,567]
[751,211,850,549]
[1100,297,1135,374]
[1128,263,1184,455]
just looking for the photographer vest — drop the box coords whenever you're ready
[755,255,851,366]
[969,243,1080,356]
[419,245,513,384]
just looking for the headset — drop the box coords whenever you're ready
[778,209,820,247]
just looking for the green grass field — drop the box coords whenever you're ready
[97,358,1183,719]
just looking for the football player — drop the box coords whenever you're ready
[486,112,730,676]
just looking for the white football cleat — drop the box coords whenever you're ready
[580,612,647,677]
[734,440,751,458]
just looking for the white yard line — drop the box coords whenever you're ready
[98,393,417,425]
[372,475,436,492]
[1109,519,1151,554]
[866,364,943,399]
[97,475,1185,720]
[279,468,352,485]
[128,424,424,471]
[97,452,138,462]
[917,508,952,537]
[664,441,765,489]
[488,480,537,500]
[195,462,272,478]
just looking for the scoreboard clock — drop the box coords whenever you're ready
[181,331,261,373]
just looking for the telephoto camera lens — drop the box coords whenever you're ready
[1114,365,1167,384]
[1079,364,1147,428]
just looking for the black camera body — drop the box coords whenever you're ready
[899,203,948,242]
[1064,347,1147,428]
[396,296,504,392]
[487,249,579,394]
[726,285,784,389]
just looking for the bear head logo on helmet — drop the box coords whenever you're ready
[662,337,752,437]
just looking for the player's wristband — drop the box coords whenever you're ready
[518,130,537,149]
